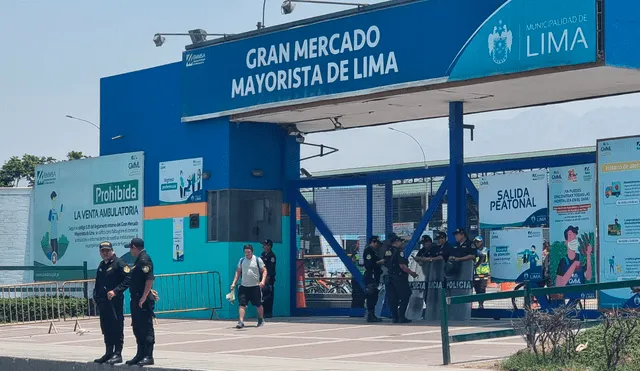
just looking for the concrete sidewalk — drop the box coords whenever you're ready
[0,317,518,370]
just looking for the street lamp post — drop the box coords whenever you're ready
[65,115,99,130]
[388,127,427,169]
[65,115,100,155]
[388,127,430,215]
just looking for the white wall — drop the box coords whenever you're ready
[0,188,34,285]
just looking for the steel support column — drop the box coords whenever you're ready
[294,191,365,289]
[366,182,373,241]
[448,101,466,239]
[404,178,448,256]
[384,181,394,236]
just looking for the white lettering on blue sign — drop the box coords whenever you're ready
[231,25,398,99]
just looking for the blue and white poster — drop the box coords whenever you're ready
[489,228,544,283]
[597,136,640,309]
[479,170,548,229]
[549,165,596,299]
[159,158,204,204]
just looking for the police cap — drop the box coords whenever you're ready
[421,235,432,243]
[99,241,113,250]
[368,235,380,244]
[128,237,144,249]
[435,231,447,240]
[262,239,273,246]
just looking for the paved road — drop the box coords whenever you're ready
[0,317,524,370]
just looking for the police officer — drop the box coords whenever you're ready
[93,241,131,365]
[260,239,276,318]
[126,238,156,366]
[384,235,418,323]
[363,236,384,322]
[473,236,490,309]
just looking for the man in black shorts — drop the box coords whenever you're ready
[230,244,268,329]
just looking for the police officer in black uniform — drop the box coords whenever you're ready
[126,238,156,366]
[93,241,131,365]
[384,235,419,323]
[363,236,384,323]
[260,239,276,318]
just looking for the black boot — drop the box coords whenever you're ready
[106,343,123,365]
[366,310,382,323]
[137,344,154,366]
[94,344,114,364]
[125,344,143,365]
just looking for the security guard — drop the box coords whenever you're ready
[384,235,418,323]
[363,236,384,322]
[260,239,276,318]
[126,238,156,366]
[93,241,131,365]
[473,236,490,309]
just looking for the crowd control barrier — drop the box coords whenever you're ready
[0,281,62,334]
[60,270,223,331]
[439,279,640,365]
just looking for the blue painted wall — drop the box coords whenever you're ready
[100,62,298,319]
[100,62,232,206]
[605,0,640,69]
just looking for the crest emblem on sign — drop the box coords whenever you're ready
[488,20,512,65]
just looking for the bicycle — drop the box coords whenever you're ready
[510,281,585,311]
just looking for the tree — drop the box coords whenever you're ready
[0,156,25,187]
[21,154,56,186]
[0,151,88,187]
[67,151,89,161]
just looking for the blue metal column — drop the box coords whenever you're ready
[289,189,299,316]
[366,182,373,241]
[448,101,466,239]
[384,181,393,236]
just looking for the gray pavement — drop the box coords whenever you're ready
[0,317,524,370]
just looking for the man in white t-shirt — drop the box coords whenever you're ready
[230,244,268,329]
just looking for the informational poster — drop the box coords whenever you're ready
[33,152,144,280]
[489,228,544,283]
[159,157,204,204]
[549,165,596,299]
[479,170,548,229]
[173,218,184,262]
[597,136,640,309]
[320,236,347,275]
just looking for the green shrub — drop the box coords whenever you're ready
[0,296,97,324]
[502,322,640,371]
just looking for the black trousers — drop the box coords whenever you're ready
[98,297,124,349]
[364,273,379,312]
[386,275,411,320]
[262,282,275,316]
[130,297,155,357]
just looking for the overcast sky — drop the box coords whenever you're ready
[1,0,639,174]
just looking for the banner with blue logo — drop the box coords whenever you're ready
[479,170,548,229]
[549,164,596,300]
[489,228,544,283]
[181,0,597,120]
[597,136,640,309]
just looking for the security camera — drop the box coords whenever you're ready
[153,33,166,47]
[295,133,305,143]
[281,0,296,14]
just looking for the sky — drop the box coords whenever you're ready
[1,0,639,173]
